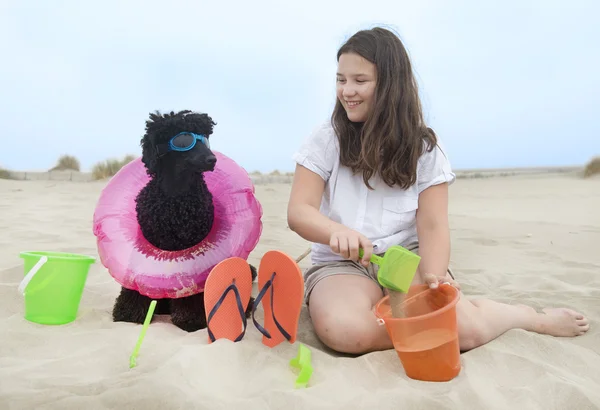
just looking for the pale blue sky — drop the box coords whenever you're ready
[1,0,598,173]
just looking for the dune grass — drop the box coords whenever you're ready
[91,155,137,180]
[50,155,81,172]
[0,166,13,180]
[583,156,600,178]
[269,170,294,177]
[251,170,294,177]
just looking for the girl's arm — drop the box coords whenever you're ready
[415,182,453,286]
[287,164,343,245]
[287,164,373,263]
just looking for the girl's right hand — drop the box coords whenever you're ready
[329,228,373,267]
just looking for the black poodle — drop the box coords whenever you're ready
[112,110,257,332]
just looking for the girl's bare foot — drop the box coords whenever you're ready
[456,300,588,352]
[536,308,590,337]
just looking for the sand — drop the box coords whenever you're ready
[0,171,599,409]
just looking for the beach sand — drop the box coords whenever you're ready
[0,171,599,409]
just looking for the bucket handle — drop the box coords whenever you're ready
[18,256,48,295]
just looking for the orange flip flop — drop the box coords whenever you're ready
[252,250,304,348]
[203,257,253,344]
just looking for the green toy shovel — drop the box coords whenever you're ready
[289,343,313,388]
[359,245,421,317]
[358,245,421,293]
[129,300,157,368]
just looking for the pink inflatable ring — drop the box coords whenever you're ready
[93,152,262,299]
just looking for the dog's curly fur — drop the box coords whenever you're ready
[112,110,257,332]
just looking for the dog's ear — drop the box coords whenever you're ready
[140,133,159,176]
[201,113,216,136]
[185,112,216,137]
[139,111,164,175]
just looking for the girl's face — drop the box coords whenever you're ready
[336,52,377,123]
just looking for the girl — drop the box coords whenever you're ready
[287,27,589,355]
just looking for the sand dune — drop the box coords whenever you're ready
[0,171,599,409]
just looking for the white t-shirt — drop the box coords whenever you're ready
[292,121,456,264]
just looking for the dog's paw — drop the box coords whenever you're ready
[171,314,207,332]
[249,264,258,282]
[171,293,207,332]
[112,287,153,324]
[245,296,256,319]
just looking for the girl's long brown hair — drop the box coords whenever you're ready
[332,27,438,190]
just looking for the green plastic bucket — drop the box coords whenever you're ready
[18,251,95,325]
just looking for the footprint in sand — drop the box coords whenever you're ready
[461,237,499,246]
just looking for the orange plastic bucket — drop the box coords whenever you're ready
[375,284,461,382]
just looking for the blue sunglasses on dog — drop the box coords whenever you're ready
[155,132,210,156]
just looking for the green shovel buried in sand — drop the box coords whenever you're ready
[358,245,421,293]
[289,343,313,388]
[129,300,157,368]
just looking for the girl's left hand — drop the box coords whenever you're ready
[421,272,460,291]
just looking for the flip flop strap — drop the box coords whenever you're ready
[206,282,247,343]
[252,272,292,341]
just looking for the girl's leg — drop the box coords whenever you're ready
[308,274,590,355]
[457,296,590,351]
[308,274,392,354]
